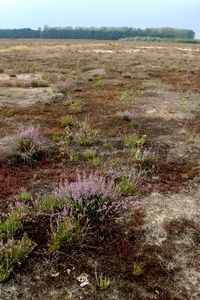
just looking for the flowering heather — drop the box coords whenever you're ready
[15,126,45,155]
[117,110,135,121]
[55,173,114,200]
[55,173,125,223]
[18,126,43,147]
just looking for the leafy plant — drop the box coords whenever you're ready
[63,126,73,142]
[48,217,84,253]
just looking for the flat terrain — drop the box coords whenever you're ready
[0,40,199,300]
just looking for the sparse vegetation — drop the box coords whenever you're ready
[0,39,199,300]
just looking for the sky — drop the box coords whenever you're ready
[0,0,199,38]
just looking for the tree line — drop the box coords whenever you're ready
[0,26,195,40]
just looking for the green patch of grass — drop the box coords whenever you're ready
[34,196,66,214]
[18,190,31,203]
[59,115,78,128]
[0,234,36,282]
[75,123,100,146]
[65,99,84,114]
[124,134,147,149]
[83,149,97,159]
[48,217,84,253]
[0,214,23,240]
[117,178,137,196]
[92,156,102,167]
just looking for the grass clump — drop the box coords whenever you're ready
[48,216,84,253]
[65,99,84,114]
[18,190,31,203]
[83,149,97,159]
[0,234,36,282]
[59,115,78,128]
[0,214,23,240]
[124,134,147,149]
[117,178,137,196]
[34,196,66,214]
[75,123,100,146]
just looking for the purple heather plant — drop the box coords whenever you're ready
[117,110,135,121]
[55,172,125,223]
[16,126,44,152]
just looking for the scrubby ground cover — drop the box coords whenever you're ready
[0,40,199,299]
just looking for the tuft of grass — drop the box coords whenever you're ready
[0,214,23,240]
[124,134,147,149]
[34,196,66,214]
[0,234,36,282]
[94,267,111,290]
[48,217,84,253]
[117,178,137,196]
[65,99,84,114]
[59,115,78,128]
[132,262,143,276]
[75,123,100,146]
[92,156,102,167]
[18,190,31,203]
[120,90,129,103]
[83,149,97,159]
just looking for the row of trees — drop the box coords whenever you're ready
[0,26,195,40]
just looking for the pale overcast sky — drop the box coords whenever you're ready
[0,0,199,37]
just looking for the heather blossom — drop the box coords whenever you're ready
[117,110,135,121]
[55,172,125,222]
[18,126,43,147]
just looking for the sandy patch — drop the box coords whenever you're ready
[0,87,54,108]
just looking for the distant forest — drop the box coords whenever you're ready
[0,26,195,40]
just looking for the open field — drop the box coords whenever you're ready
[0,39,199,300]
